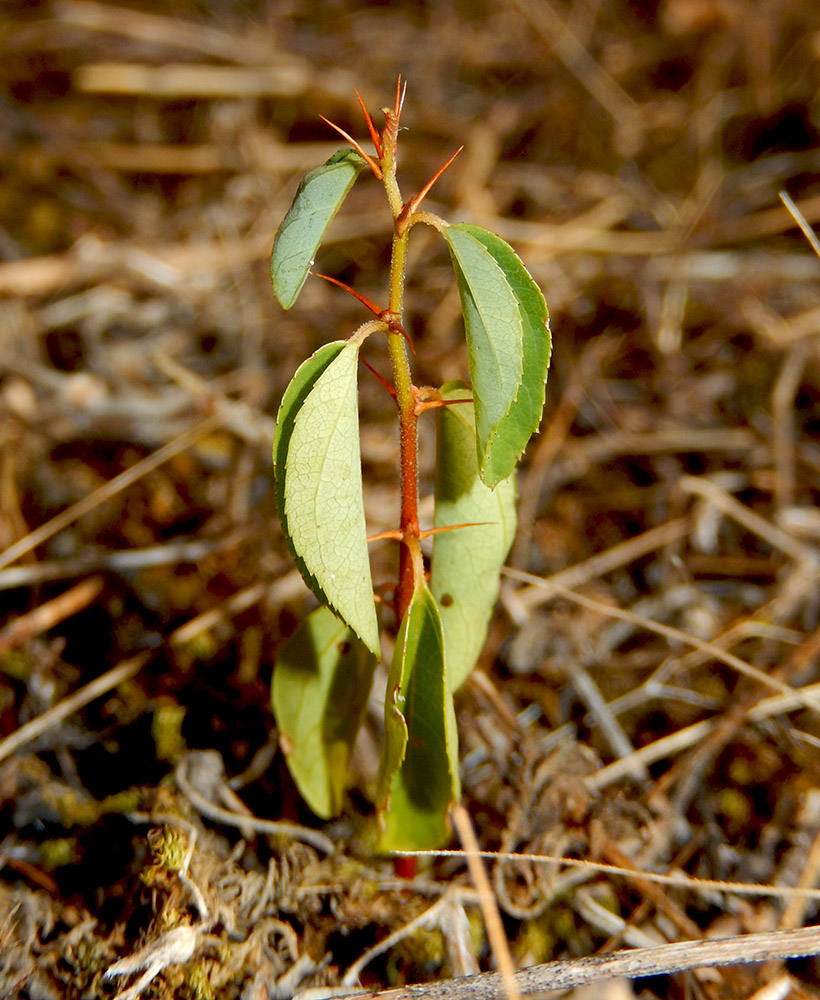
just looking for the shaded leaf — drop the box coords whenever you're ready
[378,585,460,851]
[272,606,376,818]
[444,223,550,487]
[431,383,517,692]
[273,340,379,653]
[271,148,367,309]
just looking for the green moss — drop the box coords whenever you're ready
[152,701,187,762]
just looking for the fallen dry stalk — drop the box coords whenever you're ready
[394,850,820,906]
[0,653,149,765]
[0,575,103,654]
[505,573,820,715]
[334,925,820,1000]
[0,415,221,573]
[450,804,519,1000]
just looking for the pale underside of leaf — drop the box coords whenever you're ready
[274,339,379,653]
[271,148,367,309]
[273,341,345,610]
[378,585,460,851]
[431,383,517,692]
[272,606,376,818]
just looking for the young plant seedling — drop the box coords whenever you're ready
[270,80,550,850]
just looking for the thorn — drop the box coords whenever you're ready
[414,396,472,414]
[319,115,382,179]
[317,273,414,352]
[360,357,396,398]
[395,75,407,120]
[367,528,404,543]
[355,89,382,158]
[398,147,463,229]
[389,319,415,355]
[316,272,383,316]
[418,522,492,540]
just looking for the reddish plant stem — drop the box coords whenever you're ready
[395,392,419,624]
[378,97,425,626]
[385,227,419,624]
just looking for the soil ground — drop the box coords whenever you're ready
[2,2,820,998]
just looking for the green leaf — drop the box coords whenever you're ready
[431,383,517,692]
[273,340,345,535]
[273,340,345,616]
[444,224,522,485]
[271,148,368,309]
[272,606,376,819]
[273,340,380,653]
[444,223,550,487]
[458,225,551,480]
[377,585,460,851]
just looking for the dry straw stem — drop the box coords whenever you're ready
[332,925,820,1000]
[0,653,149,766]
[0,534,239,591]
[0,218,389,297]
[506,575,820,717]
[0,575,103,654]
[779,190,820,259]
[500,557,820,797]
[153,349,276,447]
[505,517,692,620]
[169,569,307,648]
[395,849,820,907]
[54,0,281,62]
[679,474,816,565]
[450,805,519,1000]
[0,415,221,573]
[75,63,309,100]
[339,893,479,989]
[174,755,334,855]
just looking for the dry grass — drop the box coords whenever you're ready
[2,1,820,998]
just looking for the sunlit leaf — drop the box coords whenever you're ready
[271,148,368,309]
[273,339,379,653]
[444,224,522,484]
[431,383,517,692]
[272,606,376,818]
[378,585,460,851]
[444,223,550,487]
[273,340,345,535]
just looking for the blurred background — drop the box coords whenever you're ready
[3,1,820,997]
